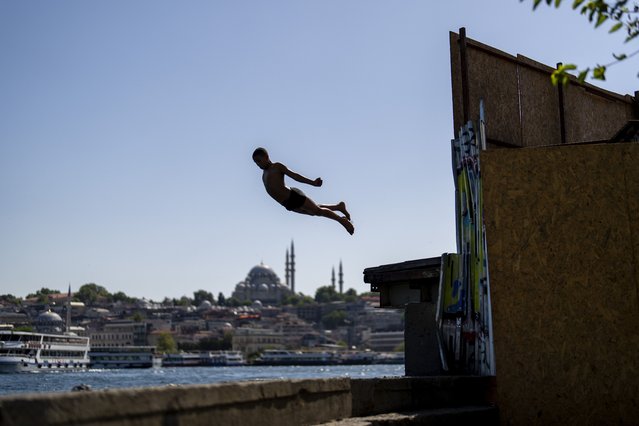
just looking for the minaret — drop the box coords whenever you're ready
[65,284,71,334]
[331,267,336,289]
[290,240,296,293]
[285,249,290,287]
[339,260,344,294]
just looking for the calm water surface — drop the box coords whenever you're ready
[0,364,404,397]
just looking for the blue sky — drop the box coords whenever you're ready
[1,1,637,300]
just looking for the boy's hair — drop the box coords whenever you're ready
[252,147,268,159]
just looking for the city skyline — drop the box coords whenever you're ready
[3,1,639,300]
[13,241,352,302]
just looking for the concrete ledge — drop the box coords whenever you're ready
[0,376,494,426]
[318,406,498,425]
[0,379,351,426]
[351,376,494,417]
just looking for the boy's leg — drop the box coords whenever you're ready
[297,198,354,235]
[318,202,351,221]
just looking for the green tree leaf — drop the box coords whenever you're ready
[609,22,624,32]
[572,0,586,9]
[577,69,590,81]
[596,13,608,27]
[528,0,639,81]
[593,65,607,80]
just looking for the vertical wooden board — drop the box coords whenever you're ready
[481,144,639,425]
[564,85,633,143]
[518,66,562,147]
[621,144,639,318]
[467,48,521,146]
[449,32,464,134]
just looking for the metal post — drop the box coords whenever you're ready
[459,27,470,124]
[557,63,567,144]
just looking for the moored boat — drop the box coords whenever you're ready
[253,350,338,366]
[162,352,204,367]
[0,331,90,373]
[89,346,162,369]
[205,351,246,366]
[373,352,404,364]
[339,351,378,365]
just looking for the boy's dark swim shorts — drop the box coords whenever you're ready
[283,188,307,211]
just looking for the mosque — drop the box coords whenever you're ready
[231,241,346,305]
[231,241,297,305]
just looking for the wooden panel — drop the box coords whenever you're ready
[622,145,639,320]
[449,31,636,148]
[517,56,562,147]
[449,32,464,134]
[481,143,639,425]
[564,85,634,143]
[466,48,521,146]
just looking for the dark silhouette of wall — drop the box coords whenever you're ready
[482,143,639,425]
[448,29,639,424]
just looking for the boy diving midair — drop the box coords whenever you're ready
[252,147,354,235]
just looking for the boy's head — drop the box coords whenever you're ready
[252,147,270,169]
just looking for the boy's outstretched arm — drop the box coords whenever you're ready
[281,163,322,187]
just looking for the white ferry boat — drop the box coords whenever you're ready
[254,350,338,366]
[162,352,203,367]
[162,351,246,367]
[0,331,90,373]
[89,346,162,369]
[206,351,246,366]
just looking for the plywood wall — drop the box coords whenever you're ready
[450,31,636,147]
[481,143,639,425]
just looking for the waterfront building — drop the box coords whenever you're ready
[231,327,284,356]
[272,313,315,348]
[295,303,322,324]
[0,311,29,328]
[357,306,404,332]
[362,330,404,352]
[89,320,148,347]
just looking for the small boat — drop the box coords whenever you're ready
[162,352,205,367]
[89,346,162,369]
[339,351,378,365]
[205,351,246,366]
[373,352,405,364]
[253,350,338,366]
[0,331,90,373]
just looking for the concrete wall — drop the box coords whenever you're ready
[0,379,351,426]
[481,143,639,425]
[0,376,493,426]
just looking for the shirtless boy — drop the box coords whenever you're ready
[252,147,354,235]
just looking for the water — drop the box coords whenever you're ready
[0,364,404,397]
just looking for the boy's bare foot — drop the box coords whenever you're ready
[339,217,354,235]
[337,202,351,221]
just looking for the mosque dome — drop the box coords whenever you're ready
[35,310,64,334]
[198,300,213,311]
[231,260,292,305]
[246,263,281,287]
[37,311,63,323]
